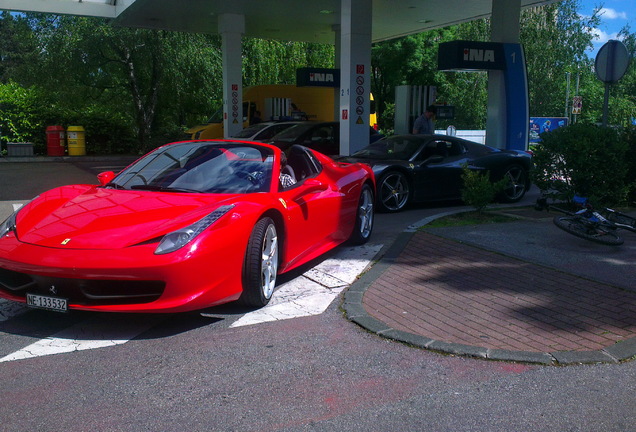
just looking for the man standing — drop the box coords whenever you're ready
[412,106,436,135]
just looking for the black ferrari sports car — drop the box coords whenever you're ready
[341,134,533,212]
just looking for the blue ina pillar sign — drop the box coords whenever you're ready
[438,40,529,151]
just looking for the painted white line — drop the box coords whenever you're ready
[230,244,382,328]
[0,299,30,322]
[0,315,162,363]
[0,243,382,361]
[12,203,24,211]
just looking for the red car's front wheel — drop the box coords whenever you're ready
[349,183,374,245]
[240,217,279,308]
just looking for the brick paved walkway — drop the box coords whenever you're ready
[362,232,636,353]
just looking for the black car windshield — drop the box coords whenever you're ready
[269,122,315,142]
[352,136,423,160]
[107,142,274,194]
[232,123,270,139]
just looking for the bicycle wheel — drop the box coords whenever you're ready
[553,216,623,246]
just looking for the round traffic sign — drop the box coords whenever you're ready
[595,40,630,83]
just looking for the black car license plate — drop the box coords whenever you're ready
[26,293,68,313]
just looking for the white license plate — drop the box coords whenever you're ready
[26,293,68,313]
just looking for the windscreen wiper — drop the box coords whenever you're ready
[129,185,201,193]
[102,182,127,190]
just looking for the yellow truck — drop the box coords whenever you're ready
[186,84,377,140]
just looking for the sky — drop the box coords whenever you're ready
[578,0,635,57]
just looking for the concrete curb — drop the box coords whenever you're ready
[342,210,636,366]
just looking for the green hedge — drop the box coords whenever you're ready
[0,81,41,146]
[531,123,632,206]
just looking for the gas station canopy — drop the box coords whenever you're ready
[4,0,555,44]
[1,0,558,151]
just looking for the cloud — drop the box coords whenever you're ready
[597,8,628,20]
[590,27,620,43]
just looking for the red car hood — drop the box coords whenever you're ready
[16,185,237,250]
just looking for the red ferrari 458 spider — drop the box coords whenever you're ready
[0,141,375,313]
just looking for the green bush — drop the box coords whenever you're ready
[0,82,142,156]
[0,81,41,146]
[623,126,636,204]
[531,123,629,206]
[461,165,506,213]
[37,103,138,155]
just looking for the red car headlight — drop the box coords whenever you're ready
[154,205,235,255]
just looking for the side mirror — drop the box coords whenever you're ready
[97,171,116,186]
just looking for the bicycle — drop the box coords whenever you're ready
[535,195,636,246]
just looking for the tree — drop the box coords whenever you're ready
[0,12,38,83]
[0,81,42,145]
[18,14,226,153]
[243,39,334,86]
[608,25,636,126]
[371,21,491,132]
[371,0,602,131]
[1,5,632,154]
[521,1,599,119]
[371,32,445,131]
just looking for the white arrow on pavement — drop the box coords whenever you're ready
[0,314,164,363]
[0,243,382,362]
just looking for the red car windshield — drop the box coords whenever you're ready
[109,142,274,194]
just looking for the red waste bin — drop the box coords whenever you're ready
[46,125,66,156]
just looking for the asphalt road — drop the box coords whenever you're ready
[1,159,636,431]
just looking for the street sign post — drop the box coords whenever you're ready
[595,40,630,126]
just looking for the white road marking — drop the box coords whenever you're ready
[13,203,24,211]
[0,244,382,362]
[230,244,382,327]
[0,315,162,363]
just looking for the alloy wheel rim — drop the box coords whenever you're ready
[260,224,278,299]
[503,167,525,200]
[358,187,374,238]
[381,174,409,210]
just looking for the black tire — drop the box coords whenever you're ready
[499,164,528,203]
[348,183,374,245]
[239,217,279,308]
[553,215,623,246]
[377,171,410,212]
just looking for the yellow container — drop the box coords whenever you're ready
[66,126,86,156]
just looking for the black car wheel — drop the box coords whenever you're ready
[239,217,278,308]
[378,171,410,212]
[499,164,528,203]
[349,183,374,245]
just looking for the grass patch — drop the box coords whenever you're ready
[423,211,520,229]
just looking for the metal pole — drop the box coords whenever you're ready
[602,83,610,127]
[574,71,580,124]
[564,72,571,118]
